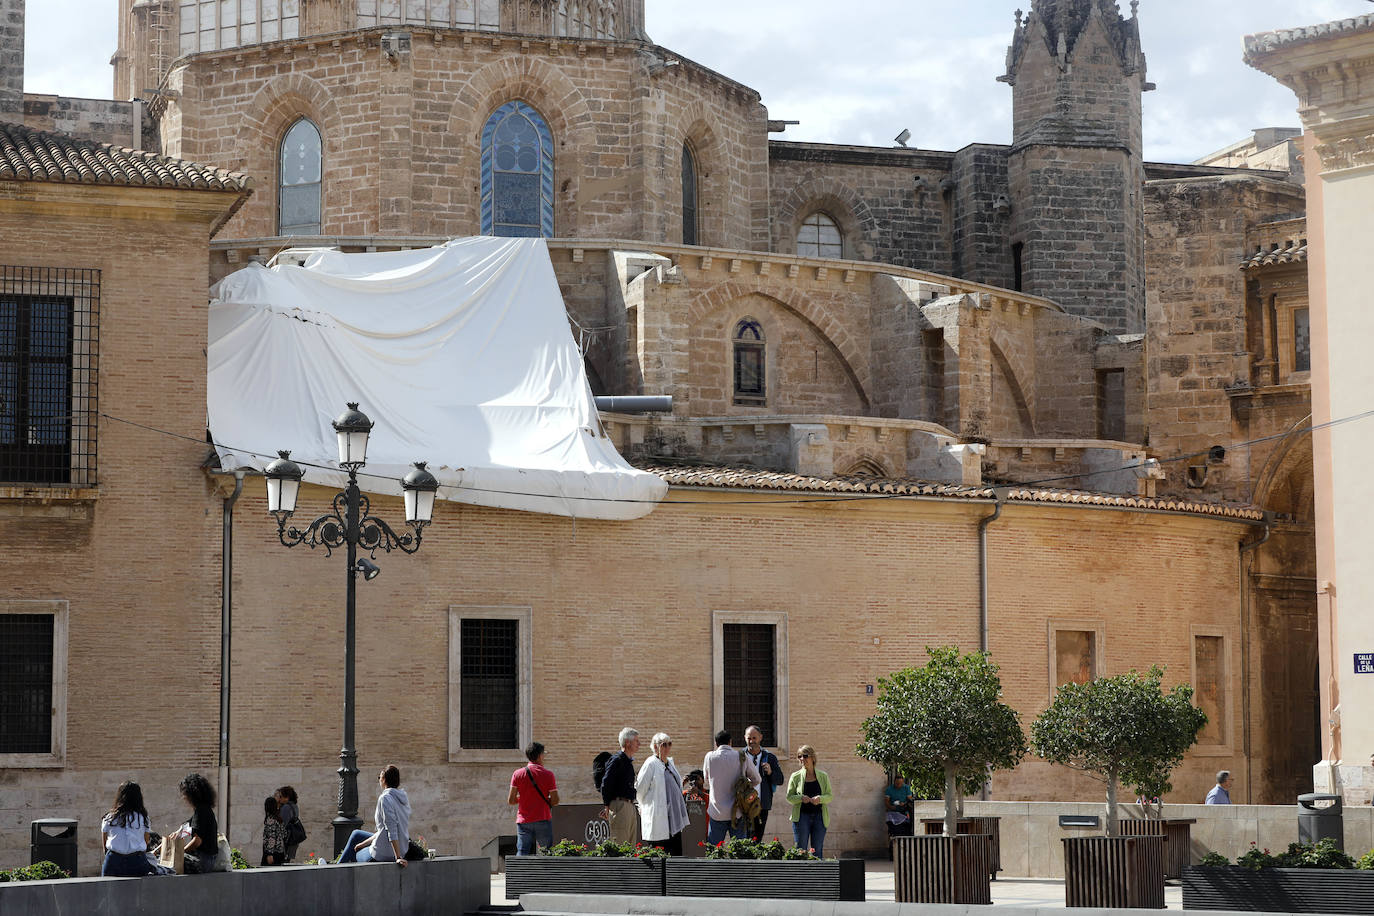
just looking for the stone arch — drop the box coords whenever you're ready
[446,56,595,236]
[1251,415,1315,520]
[990,332,1036,437]
[773,173,877,260]
[234,73,344,234]
[839,454,890,478]
[688,279,871,408]
[675,102,724,247]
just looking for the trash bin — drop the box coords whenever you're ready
[30,818,78,875]
[1298,793,1343,850]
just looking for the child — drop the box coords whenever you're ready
[261,795,288,866]
[101,780,154,877]
[276,785,305,862]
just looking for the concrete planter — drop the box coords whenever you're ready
[894,834,993,905]
[664,858,865,901]
[1182,865,1374,913]
[503,856,666,898]
[1062,835,1165,909]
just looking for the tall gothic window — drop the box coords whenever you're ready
[682,143,699,246]
[481,102,555,239]
[278,118,322,236]
[796,212,842,259]
[733,318,765,405]
[554,0,616,39]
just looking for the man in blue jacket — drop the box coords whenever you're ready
[744,725,785,842]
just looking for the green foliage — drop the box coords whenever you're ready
[1029,665,1206,833]
[857,647,1027,825]
[0,861,71,882]
[1237,840,1355,870]
[543,839,667,859]
[1199,851,1231,867]
[700,837,817,860]
[1356,848,1374,870]
[230,847,250,870]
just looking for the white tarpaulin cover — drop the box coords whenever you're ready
[207,237,666,520]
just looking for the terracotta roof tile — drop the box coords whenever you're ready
[1241,241,1307,271]
[636,463,1265,521]
[0,120,252,193]
[1245,15,1374,58]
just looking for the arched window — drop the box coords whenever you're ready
[481,101,555,238]
[682,143,699,246]
[278,117,322,236]
[733,318,765,405]
[796,212,842,259]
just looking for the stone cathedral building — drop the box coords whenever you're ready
[1,0,1320,867]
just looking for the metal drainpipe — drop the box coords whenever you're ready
[1239,513,1273,806]
[219,470,245,840]
[977,491,1004,802]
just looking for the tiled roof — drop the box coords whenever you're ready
[1244,15,1374,57]
[637,463,1265,521]
[1241,240,1307,271]
[0,120,251,193]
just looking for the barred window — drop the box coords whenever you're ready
[722,623,776,745]
[732,318,765,405]
[0,267,99,487]
[279,118,323,236]
[449,606,530,758]
[682,143,699,246]
[0,600,67,767]
[480,102,555,239]
[796,212,842,259]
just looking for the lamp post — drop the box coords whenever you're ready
[263,402,439,856]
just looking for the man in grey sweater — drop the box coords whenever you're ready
[338,765,412,864]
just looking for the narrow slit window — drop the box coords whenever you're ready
[732,318,765,405]
[682,143,699,246]
[1293,308,1311,373]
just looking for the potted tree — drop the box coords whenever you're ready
[1030,665,1207,908]
[858,647,1027,904]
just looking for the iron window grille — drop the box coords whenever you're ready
[460,617,519,749]
[732,318,766,405]
[0,267,99,487]
[0,613,55,754]
[722,622,776,746]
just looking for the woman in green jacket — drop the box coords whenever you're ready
[785,744,833,857]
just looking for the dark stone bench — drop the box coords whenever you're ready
[0,855,489,916]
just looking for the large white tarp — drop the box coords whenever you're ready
[207,237,666,520]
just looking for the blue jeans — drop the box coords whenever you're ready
[792,810,826,858]
[516,819,553,855]
[707,817,745,845]
[337,829,376,863]
[102,849,153,877]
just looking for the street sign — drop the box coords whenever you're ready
[1355,653,1374,674]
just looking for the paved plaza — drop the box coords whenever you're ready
[488,860,1185,909]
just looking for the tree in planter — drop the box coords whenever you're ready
[1030,665,1207,836]
[857,646,1027,837]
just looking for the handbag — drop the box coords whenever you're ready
[403,839,428,861]
[286,816,308,847]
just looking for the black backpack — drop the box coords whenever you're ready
[592,751,614,790]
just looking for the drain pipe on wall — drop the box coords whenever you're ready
[977,489,1004,802]
[219,470,245,840]
[1238,511,1273,806]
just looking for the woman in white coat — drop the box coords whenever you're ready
[635,732,690,855]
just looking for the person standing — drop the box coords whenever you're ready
[100,780,154,877]
[509,741,559,855]
[601,727,640,843]
[703,729,761,845]
[636,732,690,855]
[743,725,784,842]
[1206,770,1234,805]
[261,796,288,866]
[786,745,833,857]
[275,786,305,863]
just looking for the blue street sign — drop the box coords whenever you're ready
[1355,653,1374,674]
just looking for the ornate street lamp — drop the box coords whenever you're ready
[264,403,439,855]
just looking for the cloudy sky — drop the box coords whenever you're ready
[23,0,1374,163]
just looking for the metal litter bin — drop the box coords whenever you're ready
[30,818,78,875]
[1298,793,1343,850]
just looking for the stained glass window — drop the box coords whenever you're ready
[733,318,765,405]
[481,102,555,238]
[796,212,842,259]
[682,143,699,246]
[278,118,322,236]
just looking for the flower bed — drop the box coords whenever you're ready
[504,840,667,898]
[1183,840,1374,914]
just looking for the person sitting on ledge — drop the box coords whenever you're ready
[337,765,411,866]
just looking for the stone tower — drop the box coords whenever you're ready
[0,0,23,116]
[1001,0,1150,334]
